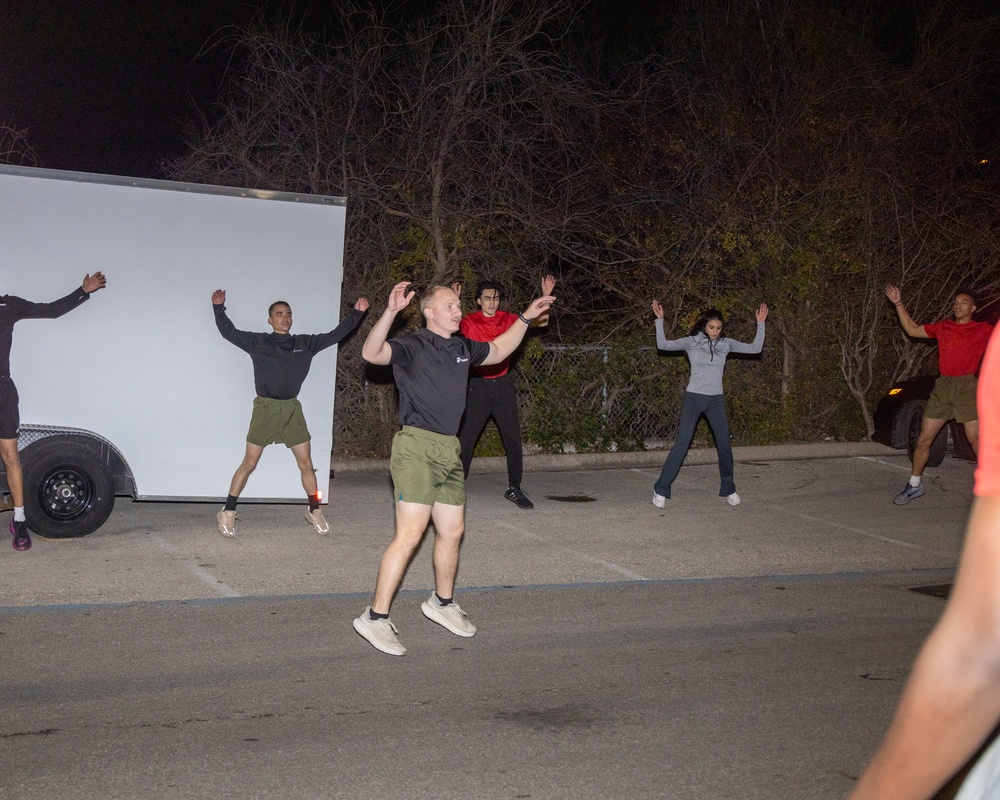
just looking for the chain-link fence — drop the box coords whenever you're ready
[332,339,784,458]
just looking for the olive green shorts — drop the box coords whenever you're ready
[246,396,311,448]
[390,426,465,507]
[925,375,978,423]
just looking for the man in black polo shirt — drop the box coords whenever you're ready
[354,281,555,656]
[212,289,368,537]
[1,272,107,551]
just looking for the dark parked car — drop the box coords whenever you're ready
[872,374,976,466]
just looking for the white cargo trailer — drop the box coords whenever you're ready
[0,164,351,537]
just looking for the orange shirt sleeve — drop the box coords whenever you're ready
[975,326,1000,496]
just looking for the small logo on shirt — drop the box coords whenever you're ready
[293,349,303,353]
[456,356,469,364]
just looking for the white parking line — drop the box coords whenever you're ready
[857,456,912,471]
[494,520,651,581]
[149,534,242,598]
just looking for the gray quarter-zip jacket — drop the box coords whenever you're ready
[655,320,765,395]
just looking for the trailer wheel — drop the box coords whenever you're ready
[21,441,115,538]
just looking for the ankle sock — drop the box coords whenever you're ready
[13,506,25,523]
[434,593,453,606]
[308,492,321,512]
[368,609,389,621]
[224,495,239,512]
[909,476,922,488]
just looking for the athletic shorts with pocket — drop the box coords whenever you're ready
[246,396,310,448]
[390,425,465,506]
[925,374,978,423]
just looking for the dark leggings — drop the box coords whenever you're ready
[654,391,735,498]
[459,374,523,487]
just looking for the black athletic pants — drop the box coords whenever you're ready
[459,374,523,487]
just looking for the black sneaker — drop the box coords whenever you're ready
[504,486,534,510]
[10,519,31,551]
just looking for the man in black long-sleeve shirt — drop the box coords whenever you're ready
[212,289,368,537]
[1,272,108,551]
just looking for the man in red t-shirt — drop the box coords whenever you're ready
[885,285,994,504]
[455,275,555,510]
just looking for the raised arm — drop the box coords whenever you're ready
[727,304,768,354]
[309,298,370,352]
[481,294,555,366]
[212,289,255,351]
[885,285,929,339]
[362,282,415,365]
[652,300,690,351]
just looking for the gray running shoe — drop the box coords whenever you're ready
[421,594,477,637]
[353,609,406,656]
[727,493,741,507]
[216,509,237,538]
[304,507,330,534]
[893,483,925,505]
[652,492,666,508]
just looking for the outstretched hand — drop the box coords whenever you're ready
[82,272,107,294]
[885,285,902,306]
[541,274,556,295]
[354,297,370,312]
[755,303,769,323]
[387,281,416,313]
[651,299,664,320]
[212,289,226,305]
[524,294,555,320]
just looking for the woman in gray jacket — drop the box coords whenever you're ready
[651,300,768,507]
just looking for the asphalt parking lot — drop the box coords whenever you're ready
[0,446,979,799]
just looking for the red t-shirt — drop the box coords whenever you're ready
[975,326,1000,496]
[923,319,994,377]
[459,310,518,378]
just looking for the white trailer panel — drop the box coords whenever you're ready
[0,166,348,504]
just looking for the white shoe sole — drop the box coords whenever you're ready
[421,601,477,637]
[353,616,406,656]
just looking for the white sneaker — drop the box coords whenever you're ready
[652,492,666,508]
[216,508,237,537]
[353,608,407,656]
[421,594,477,637]
[727,493,741,507]
[304,507,330,534]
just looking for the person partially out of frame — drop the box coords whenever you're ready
[0,272,108,551]
[847,323,1000,799]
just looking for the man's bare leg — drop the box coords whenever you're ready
[911,416,948,478]
[429,501,465,600]
[290,440,318,496]
[0,438,23,507]
[963,420,980,456]
[228,442,265,496]
[371,500,433,614]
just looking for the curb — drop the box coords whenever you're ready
[331,441,902,476]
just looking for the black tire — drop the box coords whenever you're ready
[21,440,115,538]
[892,400,926,450]
[899,401,948,469]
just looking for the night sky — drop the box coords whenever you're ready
[0,0,370,178]
[1,0,669,179]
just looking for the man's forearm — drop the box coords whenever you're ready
[362,307,398,363]
[488,315,530,363]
